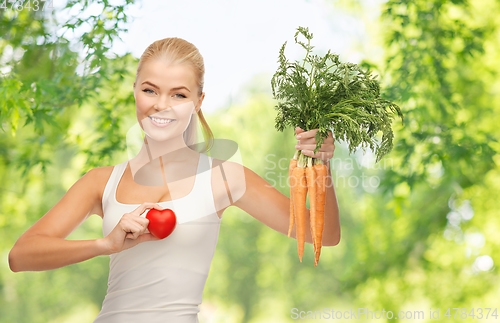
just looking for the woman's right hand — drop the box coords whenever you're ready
[99,203,164,255]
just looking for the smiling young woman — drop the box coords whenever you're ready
[8,37,341,323]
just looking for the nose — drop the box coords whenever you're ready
[155,104,172,111]
[154,95,174,110]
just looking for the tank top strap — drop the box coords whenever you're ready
[192,153,210,193]
[187,153,218,218]
[102,161,128,210]
[102,155,215,215]
[199,153,213,179]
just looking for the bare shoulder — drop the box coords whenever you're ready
[17,164,116,241]
[210,158,249,204]
[220,160,288,219]
[86,165,115,218]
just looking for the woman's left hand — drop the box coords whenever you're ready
[294,127,335,163]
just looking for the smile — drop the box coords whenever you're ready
[148,116,176,127]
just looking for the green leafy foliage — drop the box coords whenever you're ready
[0,2,138,322]
[271,26,403,162]
[2,1,500,322]
[0,0,137,173]
[376,0,498,190]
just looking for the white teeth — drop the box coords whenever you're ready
[150,116,175,124]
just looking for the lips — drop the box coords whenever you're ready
[149,116,175,121]
[148,116,176,128]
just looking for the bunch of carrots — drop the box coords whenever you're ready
[272,26,403,266]
[288,149,328,267]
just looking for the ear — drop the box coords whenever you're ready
[194,92,205,113]
[133,82,136,99]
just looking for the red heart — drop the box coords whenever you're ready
[146,208,177,239]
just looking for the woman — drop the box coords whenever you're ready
[8,37,341,322]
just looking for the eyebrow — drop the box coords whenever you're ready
[141,81,191,92]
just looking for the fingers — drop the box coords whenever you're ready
[132,202,165,217]
[300,142,335,150]
[295,127,319,138]
[295,128,335,156]
[120,202,165,243]
[121,218,144,240]
[296,128,333,141]
[301,149,334,161]
[296,141,335,155]
[298,141,335,161]
[295,127,305,135]
[120,211,151,240]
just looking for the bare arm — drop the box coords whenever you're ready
[321,159,341,246]
[8,168,110,272]
[229,161,341,246]
[9,236,109,272]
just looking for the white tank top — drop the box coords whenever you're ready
[94,153,221,323]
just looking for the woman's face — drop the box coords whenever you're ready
[133,59,204,142]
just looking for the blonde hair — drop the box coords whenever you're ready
[136,37,214,153]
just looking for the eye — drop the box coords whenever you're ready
[175,93,187,98]
[142,88,155,94]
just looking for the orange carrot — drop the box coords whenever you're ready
[306,157,317,260]
[293,152,308,262]
[313,238,316,259]
[288,155,298,238]
[313,161,328,266]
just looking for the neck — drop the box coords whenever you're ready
[143,134,191,161]
[128,133,194,179]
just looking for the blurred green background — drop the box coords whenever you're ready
[1,0,499,322]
